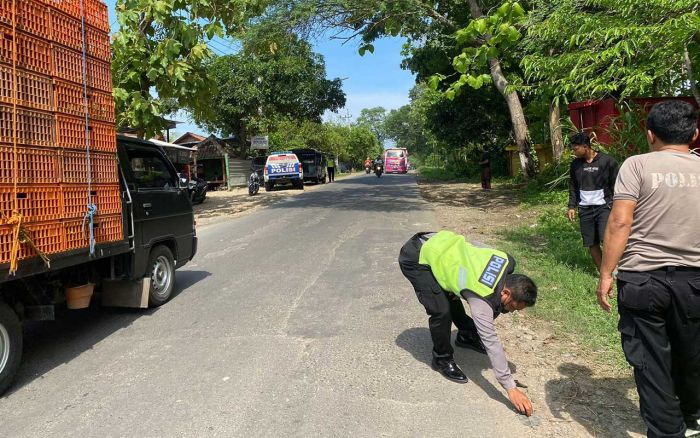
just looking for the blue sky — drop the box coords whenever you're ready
[104,2,416,137]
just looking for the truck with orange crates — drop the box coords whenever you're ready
[0,0,197,394]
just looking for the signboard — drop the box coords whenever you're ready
[251,136,269,150]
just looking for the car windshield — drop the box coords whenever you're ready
[386,150,404,158]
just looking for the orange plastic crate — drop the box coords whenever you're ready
[45,0,109,33]
[53,45,112,92]
[93,213,122,244]
[0,0,52,40]
[52,44,82,84]
[0,104,54,147]
[0,64,53,111]
[50,9,82,52]
[54,80,115,122]
[55,114,116,152]
[0,220,65,263]
[0,184,62,222]
[86,57,110,92]
[0,25,52,75]
[0,144,59,184]
[61,217,87,250]
[85,25,110,62]
[61,183,121,219]
[59,150,118,184]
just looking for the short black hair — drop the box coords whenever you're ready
[505,274,537,307]
[569,131,591,147]
[647,100,698,145]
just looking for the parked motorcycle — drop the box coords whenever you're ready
[248,170,261,196]
[179,173,208,204]
[374,162,384,178]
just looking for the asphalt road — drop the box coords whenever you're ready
[0,173,540,437]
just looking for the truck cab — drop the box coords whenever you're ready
[0,136,197,395]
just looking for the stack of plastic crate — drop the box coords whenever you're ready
[0,0,122,266]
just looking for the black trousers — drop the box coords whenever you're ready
[327,167,335,182]
[399,233,477,359]
[617,269,700,438]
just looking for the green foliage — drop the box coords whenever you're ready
[356,107,389,145]
[600,102,650,162]
[191,31,345,146]
[266,119,381,166]
[112,0,267,137]
[436,1,527,98]
[522,0,700,100]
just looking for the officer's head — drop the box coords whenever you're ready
[501,274,537,313]
[569,131,592,159]
[646,100,699,148]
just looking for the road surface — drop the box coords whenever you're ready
[0,174,540,437]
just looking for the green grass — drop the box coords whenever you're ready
[497,192,626,370]
[417,166,465,181]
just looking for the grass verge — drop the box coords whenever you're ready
[496,189,626,370]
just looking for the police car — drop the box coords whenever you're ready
[264,151,304,192]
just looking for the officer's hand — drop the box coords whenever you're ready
[596,274,615,312]
[567,208,576,222]
[507,388,533,416]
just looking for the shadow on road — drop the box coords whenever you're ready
[269,175,431,213]
[395,327,513,410]
[545,363,645,437]
[7,270,210,396]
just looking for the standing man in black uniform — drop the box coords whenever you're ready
[567,131,619,271]
[597,100,700,438]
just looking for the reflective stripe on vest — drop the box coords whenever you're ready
[418,230,510,298]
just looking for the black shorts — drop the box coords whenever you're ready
[579,204,611,247]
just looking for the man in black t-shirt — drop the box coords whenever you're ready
[567,132,619,271]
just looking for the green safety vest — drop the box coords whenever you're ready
[327,160,335,168]
[418,231,511,298]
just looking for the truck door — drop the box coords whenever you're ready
[119,143,193,259]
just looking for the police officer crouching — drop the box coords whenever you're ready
[399,230,537,416]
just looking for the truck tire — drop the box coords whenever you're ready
[264,182,274,192]
[0,302,22,396]
[148,246,176,307]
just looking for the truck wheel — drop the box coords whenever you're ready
[0,302,22,396]
[148,246,175,307]
[264,182,274,192]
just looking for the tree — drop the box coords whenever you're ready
[522,0,700,103]
[356,107,388,145]
[112,0,267,138]
[265,0,538,177]
[192,32,346,152]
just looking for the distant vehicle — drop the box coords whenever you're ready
[383,148,409,174]
[264,152,304,191]
[374,161,384,178]
[291,148,327,184]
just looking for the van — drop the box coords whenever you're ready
[291,148,327,184]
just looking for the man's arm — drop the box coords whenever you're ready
[597,199,636,311]
[567,163,578,220]
[464,292,533,416]
[608,157,620,198]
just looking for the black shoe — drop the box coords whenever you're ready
[431,358,468,383]
[455,332,487,354]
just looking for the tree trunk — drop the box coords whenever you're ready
[467,0,535,178]
[549,99,565,165]
[684,46,700,107]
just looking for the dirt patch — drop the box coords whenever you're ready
[417,178,645,438]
